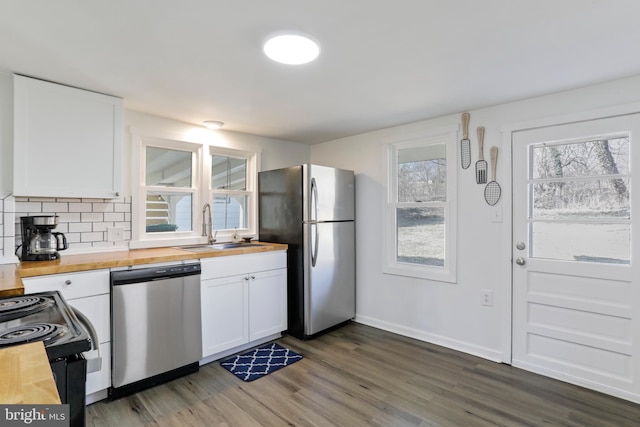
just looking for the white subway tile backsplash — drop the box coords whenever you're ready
[3,213,14,236]
[1,195,132,257]
[16,202,43,212]
[114,203,130,213]
[57,213,81,223]
[26,197,56,202]
[93,222,110,232]
[92,203,114,212]
[55,223,69,233]
[65,233,81,243]
[81,232,104,243]
[68,203,92,213]
[81,212,104,222]
[69,222,92,233]
[104,212,124,222]
[42,202,69,213]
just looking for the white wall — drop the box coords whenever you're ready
[311,75,640,361]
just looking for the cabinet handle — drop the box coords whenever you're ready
[250,275,256,280]
[244,276,250,281]
[64,280,72,285]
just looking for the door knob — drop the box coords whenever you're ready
[516,241,526,250]
[515,257,526,266]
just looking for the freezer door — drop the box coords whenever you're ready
[303,164,354,222]
[303,221,355,336]
[258,166,303,244]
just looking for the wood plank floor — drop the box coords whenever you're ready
[87,322,640,426]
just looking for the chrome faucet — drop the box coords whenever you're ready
[202,203,216,244]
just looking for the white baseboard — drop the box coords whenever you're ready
[354,314,503,363]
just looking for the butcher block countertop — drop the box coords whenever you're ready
[0,342,61,404]
[0,242,287,297]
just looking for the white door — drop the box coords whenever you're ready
[512,113,640,402]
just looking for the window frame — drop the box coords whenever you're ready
[131,132,260,248]
[382,126,458,283]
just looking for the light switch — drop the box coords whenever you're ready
[490,206,503,223]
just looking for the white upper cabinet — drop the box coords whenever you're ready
[13,75,123,198]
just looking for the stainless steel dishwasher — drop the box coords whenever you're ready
[109,261,201,399]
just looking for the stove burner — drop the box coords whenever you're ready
[0,295,54,321]
[0,322,68,347]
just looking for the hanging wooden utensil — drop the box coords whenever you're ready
[460,112,471,169]
[484,146,501,206]
[475,126,487,184]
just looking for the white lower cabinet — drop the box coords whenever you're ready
[200,251,287,359]
[22,269,111,402]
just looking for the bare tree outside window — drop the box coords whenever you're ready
[530,137,630,264]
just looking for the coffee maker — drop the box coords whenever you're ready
[19,216,68,261]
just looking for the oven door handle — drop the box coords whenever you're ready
[71,307,102,373]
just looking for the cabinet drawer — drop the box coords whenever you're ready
[201,251,286,280]
[22,269,110,300]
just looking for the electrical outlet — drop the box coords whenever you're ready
[481,289,494,306]
[107,226,124,242]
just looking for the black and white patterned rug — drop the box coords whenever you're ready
[220,342,303,382]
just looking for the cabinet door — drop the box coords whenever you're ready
[13,74,123,198]
[201,275,249,358]
[249,268,287,342]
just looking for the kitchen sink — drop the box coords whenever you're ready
[175,242,264,252]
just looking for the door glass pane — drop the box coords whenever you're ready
[531,222,630,264]
[529,136,630,264]
[213,195,247,230]
[532,137,629,179]
[212,155,247,190]
[146,192,192,232]
[396,207,444,267]
[531,179,630,219]
[398,144,446,202]
[146,147,192,187]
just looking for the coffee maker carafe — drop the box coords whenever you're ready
[20,216,68,261]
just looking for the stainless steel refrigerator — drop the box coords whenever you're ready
[259,164,355,339]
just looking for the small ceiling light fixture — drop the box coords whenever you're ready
[263,33,320,65]
[203,120,224,130]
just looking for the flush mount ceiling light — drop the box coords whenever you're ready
[203,120,224,129]
[263,34,320,65]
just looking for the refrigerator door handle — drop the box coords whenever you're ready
[311,223,319,267]
[311,177,319,223]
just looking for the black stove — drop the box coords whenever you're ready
[0,291,91,427]
[0,292,91,359]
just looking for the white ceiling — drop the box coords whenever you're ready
[2,1,640,144]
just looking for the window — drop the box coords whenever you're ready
[383,127,457,282]
[132,134,259,247]
[209,148,257,233]
[141,141,199,235]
